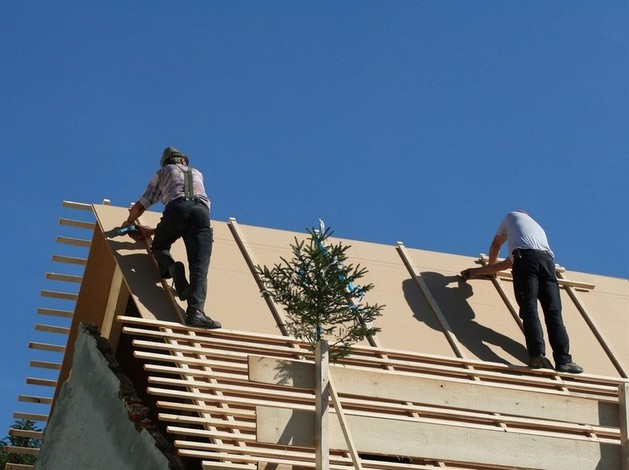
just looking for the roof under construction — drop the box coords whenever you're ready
[5,200,629,470]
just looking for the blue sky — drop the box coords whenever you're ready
[1,1,628,434]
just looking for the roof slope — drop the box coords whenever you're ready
[9,201,629,470]
[88,203,629,377]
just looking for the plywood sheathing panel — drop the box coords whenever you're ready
[69,204,629,385]
[205,222,279,334]
[559,271,629,377]
[92,204,178,322]
[340,239,457,357]
[402,247,530,366]
[92,204,280,334]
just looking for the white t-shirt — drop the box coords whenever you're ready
[496,211,554,259]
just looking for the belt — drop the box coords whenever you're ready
[171,196,200,204]
[512,248,552,259]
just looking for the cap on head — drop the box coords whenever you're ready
[160,147,189,166]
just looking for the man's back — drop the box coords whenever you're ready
[497,211,553,257]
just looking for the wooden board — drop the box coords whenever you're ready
[256,406,620,470]
[248,355,619,427]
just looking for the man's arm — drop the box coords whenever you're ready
[461,234,510,280]
[122,201,146,226]
[487,234,506,264]
[121,201,155,240]
[461,257,512,280]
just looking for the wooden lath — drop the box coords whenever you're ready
[555,267,628,378]
[121,316,624,399]
[119,315,629,469]
[7,199,99,462]
[55,236,91,248]
[5,463,34,470]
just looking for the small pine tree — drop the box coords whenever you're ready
[256,224,384,361]
[0,419,42,466]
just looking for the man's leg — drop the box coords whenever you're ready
[538,255,572,366]
[183,204,213,313]
[151,205,185,278]
[180,203,219,329]
[512,256,546,361]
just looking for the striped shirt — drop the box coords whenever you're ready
[138,164,210,210]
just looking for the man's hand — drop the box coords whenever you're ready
[129,224,154,241]
[460,268,478,281]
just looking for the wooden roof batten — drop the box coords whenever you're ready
[6,199,103,466]
[118,315,629,470]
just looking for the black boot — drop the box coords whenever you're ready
[168,262,189,300]
[185,308,221,329]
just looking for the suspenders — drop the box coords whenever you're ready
[183,167,194,198]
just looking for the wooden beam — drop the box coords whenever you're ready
[26,378,57,388]
[477,254,524,333]
[35,324,70,335]
[40,290,78,301]
[203,464,255,470]
[256,408,621,470]
[227,218,290,336]
[148,376,313,403]
[158,413,255,431]
[148,386,314,412]
[5,464,34,470]
[125,326,302,358]
[18,395,52,405]
[620,383,629,470]
[58,218,96,230]
[100,264,128,350]
[13,412,48,423]
[9,428,43,439]
[329,374,363,470]
[62,200,93,211]
[4,446,39,456]
[37,307,73,318]
[248,355,620,427]
[395,243,468,360]
[315,340,330,470]
[156,402,255,419]
[558,271,628,379]
[52,254,87,266]
[29,360,61,370]
[28,342,65,353]
[477,256,595,291]
[166,425,256,442]
[45,272,82,283]
[120,316,624,398]
[56,236,91,247]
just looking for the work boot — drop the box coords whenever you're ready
[168,262,189,301]
[528,355,553,369]
[185,308,221,329]
[555,362,584,374]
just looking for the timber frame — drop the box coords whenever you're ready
[5,200,629,469]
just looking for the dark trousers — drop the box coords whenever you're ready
[511,250,572,365]
[151,198,213,312]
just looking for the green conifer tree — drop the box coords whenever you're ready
[0,419,42,466]
[256,224,384,361]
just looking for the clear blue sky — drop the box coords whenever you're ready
[1,1,628,434]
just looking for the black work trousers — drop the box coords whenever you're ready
[151,198,212,313]
[512,249,572,366]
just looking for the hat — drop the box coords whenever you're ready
[160,147,188,166]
